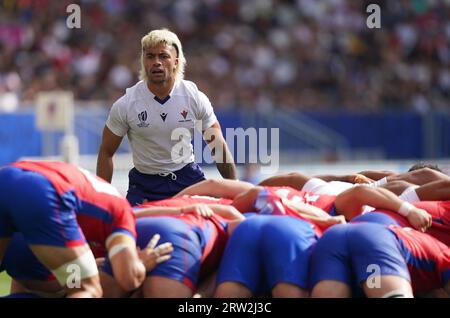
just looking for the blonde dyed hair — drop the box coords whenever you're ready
[139,29,186,82]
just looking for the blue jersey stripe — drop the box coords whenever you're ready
[112,228,136,240]
[77,200,113,224]
[398,239,436,272]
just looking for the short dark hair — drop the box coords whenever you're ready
[408,162,443,172]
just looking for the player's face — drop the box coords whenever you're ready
[143,43,178,84]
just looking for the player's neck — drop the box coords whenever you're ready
[147,80,175,100]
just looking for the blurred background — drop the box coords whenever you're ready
[0,0,449,193]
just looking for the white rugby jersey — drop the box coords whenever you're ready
[106,80,217,174]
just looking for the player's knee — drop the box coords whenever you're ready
[311,281,351,298]
[272,283,308,298]
[214,282,252,298]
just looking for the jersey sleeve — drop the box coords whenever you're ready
[108,205,137,243]
[106,95,129,137]
[194,90,218,130]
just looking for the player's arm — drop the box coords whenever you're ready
[282,201,346,230]
[203,121,237,180]
[314,173,374,184]
[258,172,310,189]
[134,204,214,218]
[334,186,432,232]
[174,179,254,199]
[207,204,245,221]
[231,186,265,212]
[106,232,173,292]
[357,170,397,181]
[134,206,185,218]
[96,125,123,183]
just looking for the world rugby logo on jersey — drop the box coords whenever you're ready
[178,109,192,123]
[137,111,149,127]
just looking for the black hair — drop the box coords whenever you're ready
[408,162,442,172]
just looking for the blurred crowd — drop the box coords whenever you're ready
[0,0,449,112]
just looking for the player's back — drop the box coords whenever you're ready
[264,186,337,212]
[12,160,136,257]
[388,225,450,292]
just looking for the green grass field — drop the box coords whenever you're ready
[0,272,11,296]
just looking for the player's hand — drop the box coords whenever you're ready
[349,174,374,184]
[406,208,432,232]
[329,215,347,225]
[315,215,347,230]
[181,204,214,218]
[138,234,173,272]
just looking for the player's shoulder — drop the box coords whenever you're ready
[173,80,202,97]
[112,81,145,108]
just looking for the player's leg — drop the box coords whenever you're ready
[99,270,128,298]
[362,275,413,298]
[215,216,267,297]
[271,283,308,298]
[215,282,253,298]
[193,272,217,298]
[310,224,353,298]
[260,216,316,298]
[312,281,352,298]
[142,276,192,298]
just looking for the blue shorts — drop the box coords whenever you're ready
[0,233,53,281]
[351,212,401,226]
[216,215,317,294]
[101,217,205,290]
[309,223,411,290]
[126,163,206,205]
[0,166,85,247]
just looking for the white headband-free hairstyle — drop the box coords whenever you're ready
[139,28,186,83]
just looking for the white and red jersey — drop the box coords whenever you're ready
[258,186,336,214]
[366,201,450,247]
[12,160,136,257]
[254,186,337,236]
[388,225,450,292]
[414,201,450,247]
